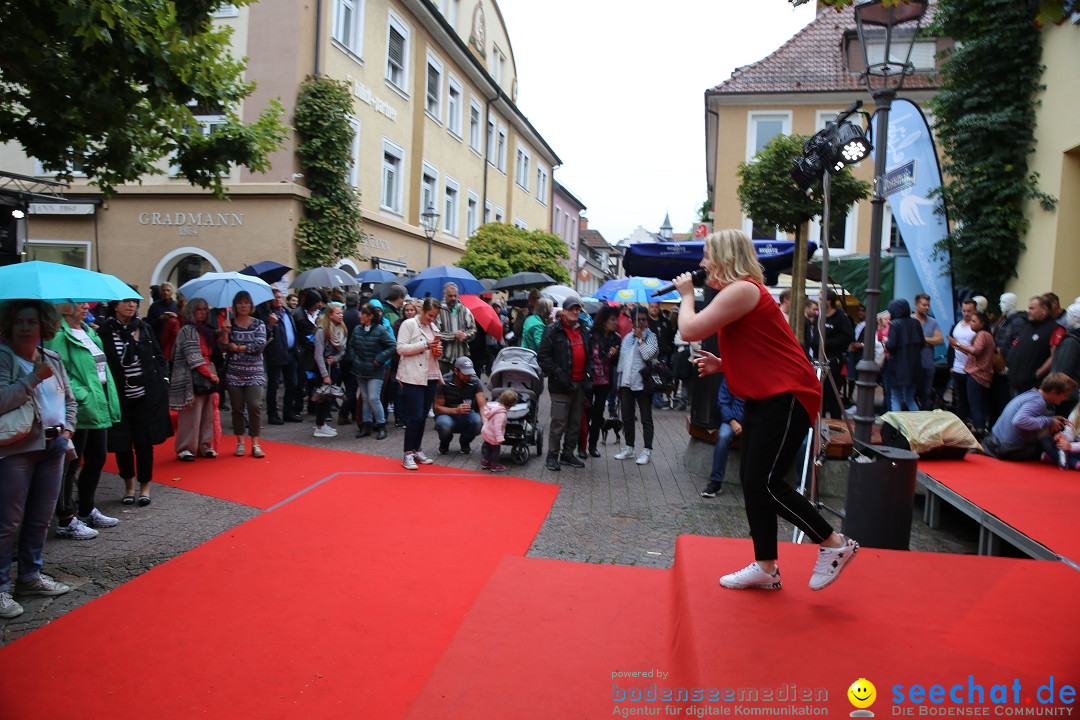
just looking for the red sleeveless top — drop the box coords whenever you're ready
[715,282,821,421]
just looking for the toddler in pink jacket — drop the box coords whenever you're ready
[481,390,517,472]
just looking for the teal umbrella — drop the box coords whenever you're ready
[0,260,136,302]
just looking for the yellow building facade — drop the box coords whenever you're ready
[1,0,559,292]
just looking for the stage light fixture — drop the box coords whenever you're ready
[831,122,873,172]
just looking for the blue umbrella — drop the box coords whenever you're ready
[179,272,275,308]
[355,268,399,284]
[404,265,486,298]
[239,260,292,284]
[592,277,679,304]
[0,260,137,302]
[621,240,818,285]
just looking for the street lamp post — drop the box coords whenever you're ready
[850,0,929,444]
[420,204,440,269]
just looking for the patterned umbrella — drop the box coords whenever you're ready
[592,277,678,304]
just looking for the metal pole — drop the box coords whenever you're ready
[852,88,896,444]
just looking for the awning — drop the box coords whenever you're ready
[621,240,818,285]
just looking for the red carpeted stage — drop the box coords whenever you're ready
[4,442,1077,717]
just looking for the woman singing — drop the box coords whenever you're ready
[673,229,858,591]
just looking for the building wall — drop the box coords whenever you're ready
[1016,19,1080,304]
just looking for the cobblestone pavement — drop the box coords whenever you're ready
[1,389,979,646]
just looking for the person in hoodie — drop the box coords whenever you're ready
[884,298,925,412]
[481,389,517,472]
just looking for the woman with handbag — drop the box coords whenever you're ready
[312,301,347,439]
[396,298,443,470]
[613,306,659,465]
[45,302,122,539]
[220,291,267,458]
[98,294,174,506]
[168,298,219,461]
[0,300,78,618]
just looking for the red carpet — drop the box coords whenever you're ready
[409,537,1080,717]
[0,467,558,718]
[920,454,1080,563]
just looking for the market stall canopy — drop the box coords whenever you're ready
[811,254,895,308]
[621,240,818,286]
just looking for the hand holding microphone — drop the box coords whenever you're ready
[653,268,707,297]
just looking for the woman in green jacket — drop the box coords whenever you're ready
[521,297,554,352]
[45,302,122,538]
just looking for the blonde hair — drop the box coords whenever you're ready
[702,229,765,287]
[498,389,518,407]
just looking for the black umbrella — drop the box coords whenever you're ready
[490,271,556,292]
[291,266,358,290]
[239,260,292,284]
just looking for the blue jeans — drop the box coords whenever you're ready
[966,375,991,432]
[435,412,482,448]
[357,376,386,425]
[0,437,67,592]
[890,383,918,412]
[400,380,438,454]
[709,422,738,485]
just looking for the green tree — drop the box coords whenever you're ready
[0,0,286,197]
[457,224,571,284]
[293,76,364,270]
[800,0,1073,27]
[928,0,1056,300]
[737,133,871,340]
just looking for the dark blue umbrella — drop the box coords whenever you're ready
[355,268,399,284]
[621,240,817,286]
[404,265,486,298]
[239,260,292,284]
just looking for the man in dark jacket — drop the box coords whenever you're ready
[257,289,301,424]
[292,290,324,416]
[821,290,855,417]
[537,296,593,471]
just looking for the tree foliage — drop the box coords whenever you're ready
[292,75,364,270]
[0,0,286,197]
[928,0,1056,300]
[737,133,871,241]
[801,0,1075,28]
[457,224,571,284]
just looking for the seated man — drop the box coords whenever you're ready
[434,356,487,455]
[981,372,1076,461]
[701,376,744,498]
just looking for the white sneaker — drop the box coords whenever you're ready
[78,507,119,529]
[809,535,859,591]
[0,591,23,618]
[402,453,418,470]
[636,448,652,465]
[55,516,99,540]
[14,574,71,596]
[719,562,782,590]
[413,450,434,465]
[427,409,435,418]
[313,424,337,438]
[613,446,634,460]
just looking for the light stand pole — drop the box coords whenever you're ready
[421,204,440,270]
[850,0,929,444]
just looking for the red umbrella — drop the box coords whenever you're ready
[460,294,504,341]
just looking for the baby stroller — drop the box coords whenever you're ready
[488,346,544,465]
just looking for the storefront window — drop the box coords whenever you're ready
[25,241,89,268]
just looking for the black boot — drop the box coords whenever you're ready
[589,445,601,458]
[374,423,387,440]
[355,422,372,438]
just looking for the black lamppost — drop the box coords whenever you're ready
[420,203,440,269]
[850,0,929,443]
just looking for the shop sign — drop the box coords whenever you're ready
[137,211,244,236]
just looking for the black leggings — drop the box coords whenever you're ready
[56,427,108,518]
[586,384,611,449]
[739,393,835,561]
[619,387,654,450]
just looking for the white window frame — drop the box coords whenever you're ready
[420,161,440,218]
[806,109,858,254]
[486,117,496,166]
[514,143,530,192]
[347,116,361,189]
[425,51,443,121]
[332,0,366,59]
[466,190,479,237]
[381,139,405,215]
[168,114,228,177]
[741,111,793,238]
[484,200,492,224]
[446,75,463,138]
[492,44,504,85]
[448,0,460,26]
[536,165,548,205]
[496,124,507,174]
[386,11,410,94]
[443,176,460,237]
[512,217,527,230]
[211,4,240,18]
[494,205,505,224]
[468,100,482,155]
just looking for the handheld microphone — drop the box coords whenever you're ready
[653,268,707,297]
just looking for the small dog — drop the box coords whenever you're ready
[601,416,623,445]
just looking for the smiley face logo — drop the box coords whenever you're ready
[848,678,877,709]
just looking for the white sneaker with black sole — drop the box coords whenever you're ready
[55,516,98,540]
[719,562,782,590]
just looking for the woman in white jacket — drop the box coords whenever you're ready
[396,298,443,470]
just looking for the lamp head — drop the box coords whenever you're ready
[420,204,440,240]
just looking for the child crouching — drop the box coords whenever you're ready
[482,390,517,472]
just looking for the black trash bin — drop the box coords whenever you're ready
[842,440,919,550]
